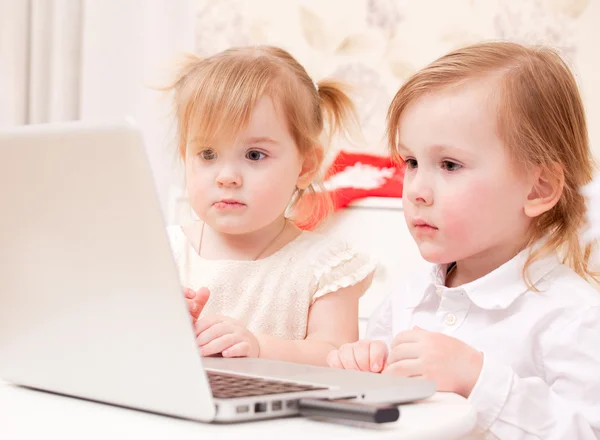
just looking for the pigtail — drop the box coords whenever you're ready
[316,79,363,148]
[286,80,360,230]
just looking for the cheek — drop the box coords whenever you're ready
[439,175,525,242]
[185,168,210,204]
[438,180,498,239]
[253,162,300,195]
[438,199,474,241]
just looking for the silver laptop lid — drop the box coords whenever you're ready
[0,121,215,421]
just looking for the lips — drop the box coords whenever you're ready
[413,220,437,229]
[213,199,246,210]
[411,218,438,237]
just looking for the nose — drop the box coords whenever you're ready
[216,164,242,188]
[404,169,433,206]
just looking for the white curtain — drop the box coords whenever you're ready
[0,0,83,125]
[79,0,195,213]
[0,0,195,213]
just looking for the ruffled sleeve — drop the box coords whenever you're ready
[310,238,377,302]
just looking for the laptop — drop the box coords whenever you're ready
[0,120,435,422]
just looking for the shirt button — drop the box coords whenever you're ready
[444,313,457,326]
[436,287,443,297]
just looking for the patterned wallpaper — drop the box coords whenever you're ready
[193,0,598,158]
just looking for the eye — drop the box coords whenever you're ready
[246,150,267,161]
[441,160,462,172]
[405,158,417,169]
[199,149,217,161]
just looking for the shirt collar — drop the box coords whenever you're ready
[405,246,561,310]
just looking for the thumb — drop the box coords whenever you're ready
[195,287,210,308]
[369,341,388,373]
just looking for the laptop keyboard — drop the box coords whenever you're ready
[207,370,327,399]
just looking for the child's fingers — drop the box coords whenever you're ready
[195,287,210,307]
[382,359,421,377]
[369,341,388,373]
[184,287,195,299]
[196,322,232,346]
[338,344,360,371]
[187,298,201,320]
[352,341,371,371]
[387,341,420,365]
[326,350,343,369]
[199,334,239,357]
[194,315,226,336]
[183,288,210,321]
[222,342,249,358]
[391,329,421,348]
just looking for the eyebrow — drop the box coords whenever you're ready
[246,136,280,146]
[397,143,472,156]
[188,136,280,146]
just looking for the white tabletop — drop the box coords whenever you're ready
[0,381,477,440]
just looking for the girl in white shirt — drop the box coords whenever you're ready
[327,42,600,438]
[164,46,376,367]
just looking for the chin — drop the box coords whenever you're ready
[215,226,246,235]
[220,225,255,235]
[416,244,456,265]
[208,219,250,235]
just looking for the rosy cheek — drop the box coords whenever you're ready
[443,177,500,230]
[440,207,468,237]
[437,191,477,238]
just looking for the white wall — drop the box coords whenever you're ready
[191,0,600,158]
[573,0,600,154]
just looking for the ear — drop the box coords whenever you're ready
[296,146,324,190]
[523,163,564,218]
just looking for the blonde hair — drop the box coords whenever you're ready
[165,45,359,227]
[387,41,598,285]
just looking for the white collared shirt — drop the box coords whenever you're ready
[366,250,600,439]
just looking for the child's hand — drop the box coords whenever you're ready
[326,340,388,373]
[194,315,260,358]
[383,327,483,397]
[184,287,210,323]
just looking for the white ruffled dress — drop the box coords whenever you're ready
[166,226,377,340]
